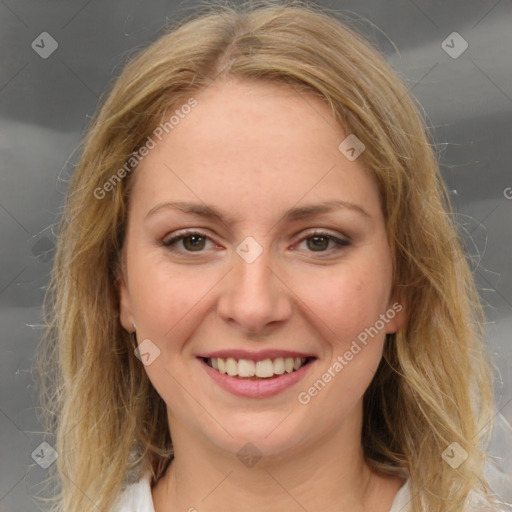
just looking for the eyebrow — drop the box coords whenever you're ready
[145,199,370,224]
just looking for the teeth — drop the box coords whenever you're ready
[273,357,285,375]
[238,359,255,377]
[226,357,238,376]
[255,359,274,378]
[207,356,308,378]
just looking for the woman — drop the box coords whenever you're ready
[38,2,507,511]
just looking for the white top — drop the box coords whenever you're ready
[112,471,412,511]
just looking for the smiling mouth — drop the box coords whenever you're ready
[202,356,314,379]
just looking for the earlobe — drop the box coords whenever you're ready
[384,297,407,334]
[117,267,135,332]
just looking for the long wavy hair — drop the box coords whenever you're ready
[38,1,498,511]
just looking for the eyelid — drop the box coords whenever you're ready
[162,228,219,248]
[294,228,351,245]
[291,229,351,256]
[162,228,351,254]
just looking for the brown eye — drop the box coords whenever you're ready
[182,234,206,251]
[163,232,212,252]
[297,231,351,254]
[306,235,330,251]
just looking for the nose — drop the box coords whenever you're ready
[216,243,292,337]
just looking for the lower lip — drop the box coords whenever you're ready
[200,359,314,398]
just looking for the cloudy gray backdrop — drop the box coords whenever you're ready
[1,0,511,509]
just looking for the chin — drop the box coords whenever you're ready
[200,411,322,461]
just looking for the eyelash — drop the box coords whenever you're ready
[162,229,351,256]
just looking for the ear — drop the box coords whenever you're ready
[117,265,136,332]
[384,293,407,334]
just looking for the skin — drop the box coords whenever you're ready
[118,77,407,511]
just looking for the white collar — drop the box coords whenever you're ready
[113,471,412,512]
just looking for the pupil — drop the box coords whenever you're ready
[185,235,204,251]
[308,236,328,251]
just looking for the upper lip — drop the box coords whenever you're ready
[196,349,317,361]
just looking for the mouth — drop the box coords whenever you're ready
[202,356,314,379]
[197,351,317,398]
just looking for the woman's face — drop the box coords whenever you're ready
[119,78,404,459]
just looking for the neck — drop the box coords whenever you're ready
[151,404,403,511]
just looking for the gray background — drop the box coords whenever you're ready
[1,0,511,509]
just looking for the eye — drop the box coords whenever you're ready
[162,229,351,255]
[162,230,217,252]
[294,230,351,254]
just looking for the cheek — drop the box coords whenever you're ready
[296,258,392,411]
[297,258,392,348]
[298,271,389,418]
[127,246,219,341]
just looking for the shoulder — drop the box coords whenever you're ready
[110,472,510,512]
[111,470,155,512]
[388,477,411,511]
[465,488,512,512]
[388,478,511,512]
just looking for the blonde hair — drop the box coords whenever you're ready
[38,1,498,511]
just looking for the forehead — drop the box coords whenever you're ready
[169,78,342,159]
[130,78,382,224]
